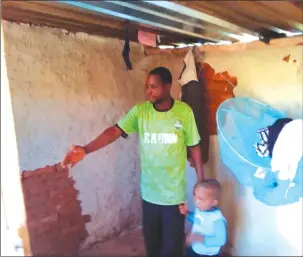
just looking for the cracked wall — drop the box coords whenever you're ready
[2,20,183,253]
[189,45,303,256]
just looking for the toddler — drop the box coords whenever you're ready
[179,179,227,257]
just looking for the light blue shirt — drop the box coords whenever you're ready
[190,208,227,256]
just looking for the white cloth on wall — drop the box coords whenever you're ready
[271,119,303,182]
[178,48,198,86]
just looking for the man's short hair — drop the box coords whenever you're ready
[149,67,172,85]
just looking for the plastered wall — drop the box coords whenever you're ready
[2,20,183,251]
[1,24,28,256]
[187,45,303,256]
[4,19,302,256]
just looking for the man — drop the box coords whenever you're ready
[62,67,204,257]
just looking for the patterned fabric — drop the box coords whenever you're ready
[254,118,293,158]
[267,118,293,157]
[117,100,200,205]
[254,127,270,157]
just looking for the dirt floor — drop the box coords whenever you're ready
[79,226,230,257]
[79,226,146,257]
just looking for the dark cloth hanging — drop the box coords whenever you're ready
[122,28,132,71]
[179,49,210,164]
[255,118,293,158]
[267,118,293,157]
[197,65,210,164]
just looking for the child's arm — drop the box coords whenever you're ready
[204,219,227,247]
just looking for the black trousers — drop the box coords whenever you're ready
[142,200,185,257]
[186,246,220,257]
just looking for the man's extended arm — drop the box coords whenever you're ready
[62,105,139,168]
[62,125,123,167]
[83,125,122,154]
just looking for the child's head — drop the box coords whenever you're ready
[193,179,221,211]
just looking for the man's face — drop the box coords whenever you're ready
[145,74,171,103]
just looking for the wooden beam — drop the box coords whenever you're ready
[145,35,303,56]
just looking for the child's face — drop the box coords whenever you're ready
[194,186,218,211]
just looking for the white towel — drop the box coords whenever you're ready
[271,119,303,182]
[178,48,198,86]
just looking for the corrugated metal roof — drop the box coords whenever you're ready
[1,1,302,47]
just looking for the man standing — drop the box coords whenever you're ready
[62,67,204,257]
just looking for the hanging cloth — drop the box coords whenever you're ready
[179,49,210,163]
[138,30,157,47]
[252,119,303,206]
[267,118,293,157]
[122,28,132,71]
[254,118,293,158]
[271,119,303,182]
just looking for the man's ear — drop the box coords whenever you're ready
[213,199,219,207]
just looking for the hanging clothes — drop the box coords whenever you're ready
[254,118,293,158]
[267,118,293,157]
[271,119,303,182]
[254,127,270,158]
[138,30,157,47]
[178,49,209,163]
[252,119,303,206]
[122,28,132,71]
[196,64,210,164]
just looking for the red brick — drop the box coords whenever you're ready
[23,177,47,193]
[57,201,82,216]
[24,184,49,195]
[82,214,91,223]
[56,239,80,255]
[30,229,58,244]
[27,204,57,219]
[55,179,75,188]
[24,196,50,210]
[49,188,78,200]
[61,225,87,237]
[58,214,82,226]
[23,186,47,198]
[22,163,90,256]
[28,222,58,236]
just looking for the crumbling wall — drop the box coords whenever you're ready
[22,165,90,255]
[2,20,184,253]
[204,45,303,256]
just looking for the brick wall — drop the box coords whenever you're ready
[21,164,91,255]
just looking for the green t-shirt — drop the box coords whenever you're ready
[117,100,200,205]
